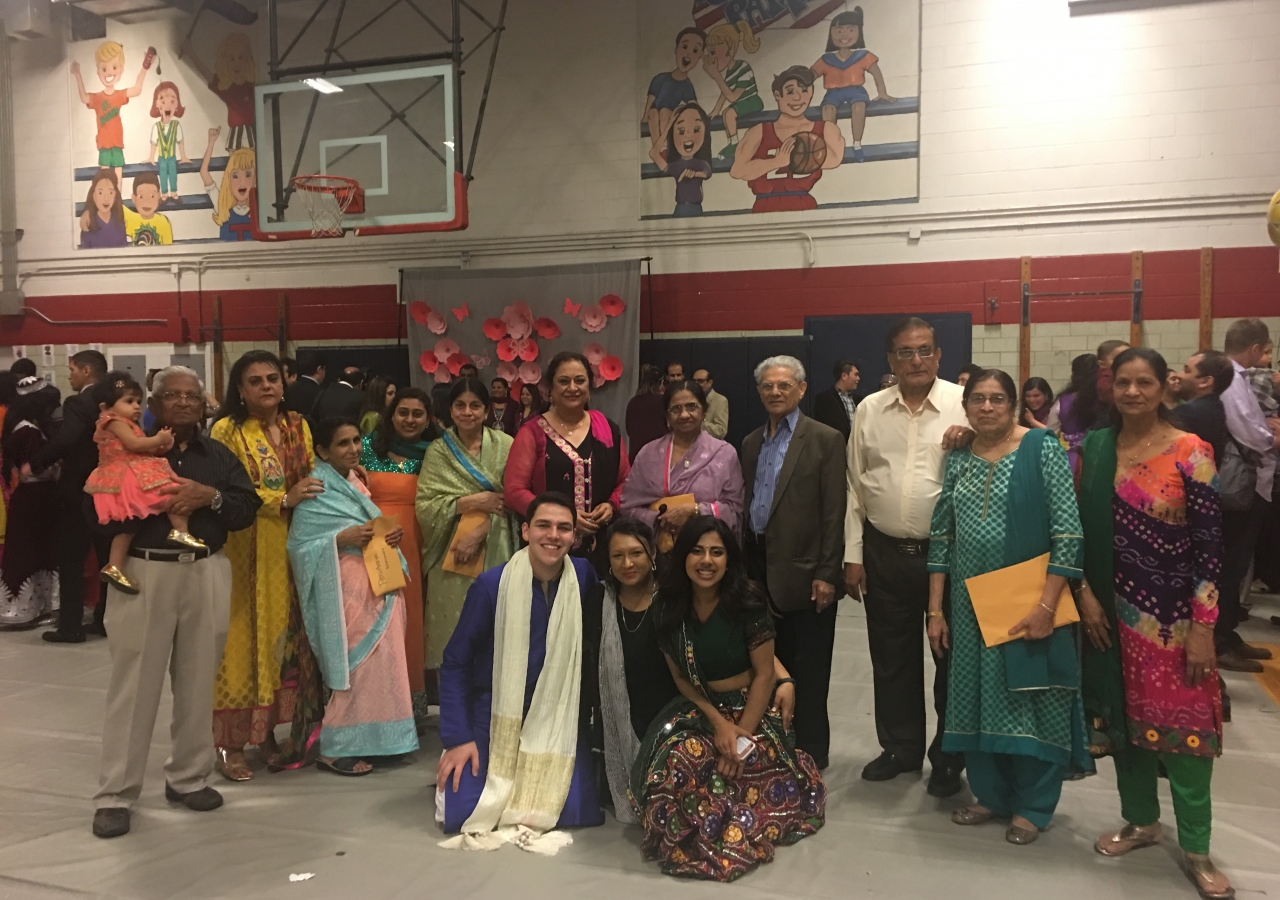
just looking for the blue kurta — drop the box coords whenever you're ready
[439,556,604,834]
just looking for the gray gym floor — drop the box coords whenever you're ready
[1,599,1278,900]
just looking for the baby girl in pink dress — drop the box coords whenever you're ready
[83,372,204,594]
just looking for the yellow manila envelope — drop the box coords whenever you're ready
[442,511,489,579]
[363,515,407,596]
[649,494,696,553]
[963,552,1078,649]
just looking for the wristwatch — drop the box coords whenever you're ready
[210,489,223,512]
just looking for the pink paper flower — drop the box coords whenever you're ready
[533,317,561,340]
[583,342,607,365]
[580,304,607,333]
[419,351,439,374]
[470,354,491,370]
[482,317,508,341]
[446,352,470,376]
[433,338,460,362]
[496,338,518,362]
[599,355,623,381]
[433,368,451,384]
[517,362,542,385]
[599,294,625,317]
[501,302,534,340]
[426,310,448,335]
[496,361,519,383]
[409,302,431,325]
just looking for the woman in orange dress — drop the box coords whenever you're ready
[359,387,437,722]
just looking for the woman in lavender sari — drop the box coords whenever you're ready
[621,380,744,546]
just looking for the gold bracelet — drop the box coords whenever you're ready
[1039,602,1055,614]
[927,610,944,619]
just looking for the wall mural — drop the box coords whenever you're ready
[638,0,921,219]
[68,21,262,249]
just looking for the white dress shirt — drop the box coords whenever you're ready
[1224,358,1276,499]
[844,378,969,564]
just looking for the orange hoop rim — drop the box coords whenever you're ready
[291,174,361,194]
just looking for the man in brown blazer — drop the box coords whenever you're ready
[741,355,847,768]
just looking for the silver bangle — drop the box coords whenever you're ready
[1038,601,1055,614]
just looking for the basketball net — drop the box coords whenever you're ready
[292,175,360,238]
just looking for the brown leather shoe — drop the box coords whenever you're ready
[1007,823,1040,845]
[1236,642,1273,661]
[1095,822,1163,856]
[1186,853,1235,899]
[951,806,994,826]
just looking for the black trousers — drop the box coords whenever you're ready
[1216,498,1269,652]
[863,523,960,771]
[55,496,111,635]
[743,533,838,766]
[1252,493,1280,591]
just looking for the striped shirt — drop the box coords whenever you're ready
[724,59,758,106]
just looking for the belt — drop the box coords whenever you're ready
[128,546,212,563]
[867,523,928,556]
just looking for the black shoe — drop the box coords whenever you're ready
[861,751,921,782]
[1217,649,1264,673]
[1237,642,1273,661]
[42,630,85,644]
[927,764,965,798]
[92,807,130,838]
[814,756,830,771]
[87,622,107,638]
[165,784,224,811]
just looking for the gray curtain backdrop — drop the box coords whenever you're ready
[402,261,641,427]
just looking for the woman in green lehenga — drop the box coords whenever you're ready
[926,369,1092,845]
[414,378,517,671]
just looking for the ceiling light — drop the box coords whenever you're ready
[303,78,343,94]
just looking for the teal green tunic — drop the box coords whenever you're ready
[926,436,1084,765]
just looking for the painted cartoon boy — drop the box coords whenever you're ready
[730,65,844,213]
[78,171,173,246]
[643,27,706,153]
[72,41,149,182]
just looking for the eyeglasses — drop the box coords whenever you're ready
[158,391,203,404]
[667,402,702,416]
[893,346,936,360]
[758,381,797,394]
[965,393,1010,408]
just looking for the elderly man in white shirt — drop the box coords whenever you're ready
[1216,318,1280,674]
[844,317,971,798]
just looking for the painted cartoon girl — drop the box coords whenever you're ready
[148,82,190,204]
[648,102,712,218]
[184,32,257,152]
[702,21,762,161]
[79,169,128,249]
[811,7,894,162]
[200,126,257,241]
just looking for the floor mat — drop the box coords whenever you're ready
[1251,643,1280,709]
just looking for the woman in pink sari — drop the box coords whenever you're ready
[621,380,744,543]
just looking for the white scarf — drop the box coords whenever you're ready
[439,548,582,855]
[598,586,641,824]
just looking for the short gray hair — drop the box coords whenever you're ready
[754,355,806,386]
[152,365,205,396]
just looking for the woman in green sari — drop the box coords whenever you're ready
[926,369,1091,845]
[415,378,517,671]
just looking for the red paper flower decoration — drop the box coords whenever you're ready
[517,337,539,362]
[419,350,439,373]
[533,317,561,340]
[599,355,623,381]
[496,338,518,362]
[600,294,625,317]
[517,362,542,385]
[483,317,508,341]
[409,302,431,325]
[580,304,607,333]
[496,361,519,383]
[433,338,460,362]
[434,368,451,384]
[446,352,470,376]
[564,297,582,317]
[583,342,607,365]
[426,310,448,335]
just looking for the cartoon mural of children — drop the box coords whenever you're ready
[148,82,190,205]
[643,27,705,154]
[79,169,128,249]
[200,127,257,242]
[811,7,894,163]
[702,21,762,162]
[183,33,257,152]
[730,65,844,213]
[71,41,150,183]
[648,103,713,217]
[78,172,173,246]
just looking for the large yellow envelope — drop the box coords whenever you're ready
[443,511,489,579]
[964,552,1078,649]
[650,494,696,553]
[364,515,407,595]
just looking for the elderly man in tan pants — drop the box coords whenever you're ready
[92,367,261,839]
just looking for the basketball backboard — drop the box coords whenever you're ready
[253,64,466,240]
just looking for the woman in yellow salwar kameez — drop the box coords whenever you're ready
[211,351,323,781]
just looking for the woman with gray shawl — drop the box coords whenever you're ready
[583,519,796,823]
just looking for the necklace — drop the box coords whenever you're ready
[1118,426,1164,465]
[552,411,587,436]
[973,427,1018,460]
[618,589,656,633]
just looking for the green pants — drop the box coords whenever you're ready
[1115,744,1213,854]
[965,751,1065,830]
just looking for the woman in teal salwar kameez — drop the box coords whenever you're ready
[926,370,1092,844]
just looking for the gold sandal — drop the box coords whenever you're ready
[168,530,207,550]
[1095,822,1162,857]
[217,748,254,782]
[951,806,994,826]
[100,565,139,595]
[1186,854,1235,900]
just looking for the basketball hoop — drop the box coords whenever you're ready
[291,175,365,238]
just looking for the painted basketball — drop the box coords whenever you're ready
[789,132,827,175]
[1268,188,1280,246]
